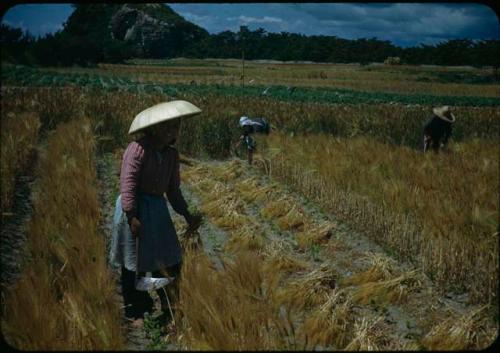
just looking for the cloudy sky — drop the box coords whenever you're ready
[1,3,498,47]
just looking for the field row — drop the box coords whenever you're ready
[2,86,498,159]
[169,158,496,350]
[3,65,500,107]
[2,118,125,350]
[0,112,41,214]
[256,132,498,305]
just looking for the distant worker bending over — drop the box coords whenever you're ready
[234,116,270,165]
[423,106,456,153]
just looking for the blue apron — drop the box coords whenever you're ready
[109,193,182,272]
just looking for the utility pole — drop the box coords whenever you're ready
[241,48,245,88]
[240,25,245,88]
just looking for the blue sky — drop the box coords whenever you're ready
[1,3,498,47]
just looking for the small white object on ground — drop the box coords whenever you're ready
[135,276,174,291]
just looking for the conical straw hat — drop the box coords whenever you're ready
[433,106,455,123]
[129,100,202,135]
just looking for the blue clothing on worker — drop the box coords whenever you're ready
[109,193,181,272]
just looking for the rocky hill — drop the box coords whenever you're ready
[63,4,208,58]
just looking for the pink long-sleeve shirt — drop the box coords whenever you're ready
[120,136,189,221]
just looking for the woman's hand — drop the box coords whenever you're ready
[129,217,141,237]
[185,213,203,235]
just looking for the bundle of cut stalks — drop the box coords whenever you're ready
[277,264,337,310]
[263,252,310,276]
[224,226,265,253]
[421,305,496,350]
[300,289,354,348]
[276,205,307,231]
[181,165,209,184]
[350,269,422,305]
[342,252,399,287]
[261,197,294,219]
[344,315,392,351]
[296,222,335,250]
[236,177,276,203]
[212,160,242,182]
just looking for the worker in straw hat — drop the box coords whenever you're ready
[109,100,203,327]
[423,105,456,153]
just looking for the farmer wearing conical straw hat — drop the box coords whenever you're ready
[423,106,456,153]
[110,100,203,327]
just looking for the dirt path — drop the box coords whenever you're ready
[97,153,158,351]
[174,157,496,350]
[97,152,184,351]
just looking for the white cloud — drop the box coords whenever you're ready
[228,15,283,25]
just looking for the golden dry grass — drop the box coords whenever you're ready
[276,264,337,310]
[260,132,499,305]
[299,289,354,349]
[177,247,302,350]
[342,253,399,287]
[350,270,422,305]
[296,222,336,251]
[235,176,276,203]
[344,315,392,351]
[223,226,266,254]
[1,118,124,350]
[70,61,500,97]
[421,305,497,350]
[0,111,41,213]
[261,197,295,219]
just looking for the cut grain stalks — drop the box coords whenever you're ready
[276,204,308,231]
[341,252,400,287]
[299,289,354,349]
[224,226,266,254]
[350,269,422,306]
[344,315,393,351]
[421,305,497,350]
[296,221,336,251]
[211,159,243,182]
[262,252,311,276]
[277,264,337,310]
[261,197,295,219]
[235,177,277,203]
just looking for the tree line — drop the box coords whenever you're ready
[1,22,499,68]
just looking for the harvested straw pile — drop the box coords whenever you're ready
[344,315,392,350]
[277,264,337,310]
[300,289,354,348]
[224,226,265,253]
[342,252,399,286]
[421,305,497,350]
[276,205,307,231]
[296,222,336,250]
[261,197,294,219]
[350,269,422,305]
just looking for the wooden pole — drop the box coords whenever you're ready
[242,49,245,88]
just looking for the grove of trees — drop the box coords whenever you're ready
[1,10,499,68]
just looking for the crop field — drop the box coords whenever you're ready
[0,59,498,350]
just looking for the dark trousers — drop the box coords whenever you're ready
[423,135,442,153]
[120,263,182,319]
